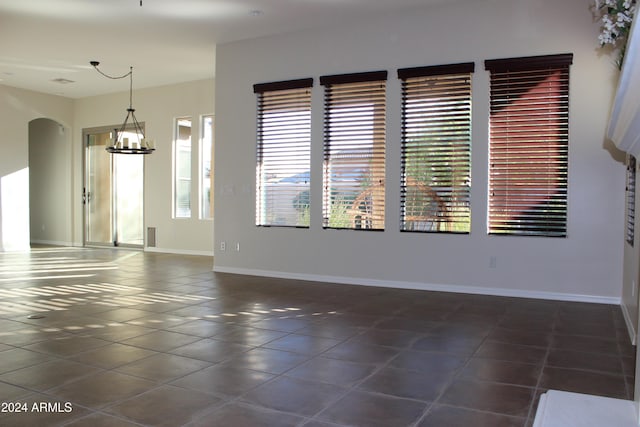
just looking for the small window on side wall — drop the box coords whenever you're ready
[174,117,192,218]
[200,115,214,220]
[627,155,636,246]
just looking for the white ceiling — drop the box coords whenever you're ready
[0,0,455,98]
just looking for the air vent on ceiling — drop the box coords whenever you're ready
[51,78,75,84]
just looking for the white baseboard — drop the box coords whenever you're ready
[1,245,31,252]
[621,302,637,345]
[144,247,214,257]
[212,266,622,305]
[27,242,214,257]
[30,239,74,247]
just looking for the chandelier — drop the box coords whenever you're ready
[90,61,155,154]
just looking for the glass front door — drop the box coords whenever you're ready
[84,129,144,247]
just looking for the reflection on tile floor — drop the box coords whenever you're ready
[0,247,634,426]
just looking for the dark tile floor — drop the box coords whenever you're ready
[0,247,634,426]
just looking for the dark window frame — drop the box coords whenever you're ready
[320,71,388,231]
[254,78,314,228]
[398,62,475,233]
[485,53,573,237]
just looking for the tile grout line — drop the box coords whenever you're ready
[411,306,526,426]
[525,304,560,427]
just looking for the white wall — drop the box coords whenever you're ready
[73,79,215,255]
[614,18,640,345]
[214,0,627,302]
[0,85,74,251]
[29,118,72,246]
[0,80,214,255]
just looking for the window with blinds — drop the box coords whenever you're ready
[398,63,474,233]
[627,155,636,246]
[320,71,387,230]
[254,78,313,227]
[485,54,572,237]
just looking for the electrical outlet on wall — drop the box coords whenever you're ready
[220,241,226,251]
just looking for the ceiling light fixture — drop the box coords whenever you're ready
[90,61,154,154]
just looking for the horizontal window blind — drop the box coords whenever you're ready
[627,155,636,246]
[485,54,572,237]
[320,71,387,230]
[254,78,313,227]
[398,62,474,233]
